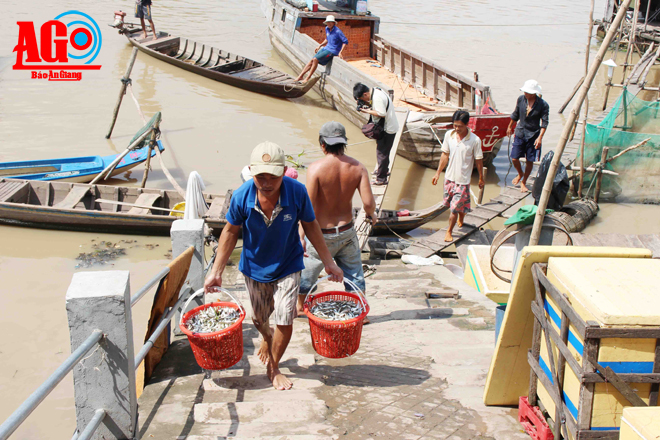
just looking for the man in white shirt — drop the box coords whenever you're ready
[431,110,485,242]
[353,83,400,185]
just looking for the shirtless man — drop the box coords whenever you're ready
[298,122,377,313]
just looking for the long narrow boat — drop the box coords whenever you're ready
[0,142,164,183]
[0,178,230,235]
[370,201,447,235]
[261,0,509,167]
[113,21,319,99]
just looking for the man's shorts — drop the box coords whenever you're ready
[300,227,365,296]
[511,134,539,163]
[135,3,152,20]
[314,49,335,66]
[244,272,300,326]
[443,180,471,214]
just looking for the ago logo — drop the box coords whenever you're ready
[13,10,102,81]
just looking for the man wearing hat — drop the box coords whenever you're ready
[295,15,348,83]
[204,142,343,390]
[298,122,377,315]
[507,79,549,192]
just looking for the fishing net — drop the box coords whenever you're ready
[580,88,660,202]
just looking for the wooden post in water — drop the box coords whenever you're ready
[622,1,640,85]
[602,18,627,111]
[140,140,155,189]
[579,0,596,197]
[594,147,609,203]
[529,0,632,247]
[106,47,139,139]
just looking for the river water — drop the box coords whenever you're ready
[2,0,660,437]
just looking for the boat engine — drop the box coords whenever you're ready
[112,10,126,29]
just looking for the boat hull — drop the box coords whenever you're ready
[124,30,318,99]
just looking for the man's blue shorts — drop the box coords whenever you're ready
[511,134,539,162]
[314,49,335,66]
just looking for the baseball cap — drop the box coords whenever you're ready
[324,15,336,23]
[250,142,286,177]
[319,121,347,145]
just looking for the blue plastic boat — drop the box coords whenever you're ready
[0,141,165,183]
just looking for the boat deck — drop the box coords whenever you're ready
[348,58,459,115]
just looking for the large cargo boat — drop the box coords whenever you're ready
[262,0,509,168]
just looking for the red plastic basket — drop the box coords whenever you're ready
[304,278,369,359]
[179,289,246,370]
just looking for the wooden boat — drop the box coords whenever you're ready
[0,178,230,235]
[370,201,447,235]
[0,142,164,184]
[262,0,509,167]
[114,23,319,99]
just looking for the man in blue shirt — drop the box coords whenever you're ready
[204,142,342,390]
[295,15,348,83]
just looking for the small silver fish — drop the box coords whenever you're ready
[310,300,363,321]
[186,306,240,333]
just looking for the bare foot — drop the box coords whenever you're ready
[363,316,371,325]
[444,230,453,242]
[142,33,148,40]
[257,327,273,365]
[268,363,293,390]
[512,175,522,186]
[457,218,464,228]
[520,182,530,193]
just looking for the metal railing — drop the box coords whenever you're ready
[0,265,179,440]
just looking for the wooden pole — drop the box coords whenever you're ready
[106,48,139,139]
[579,0,596,197]
[645,0,652,31]
[140,141,154,189]
[558,77,585,114]
[622,0,640,85]
[594,147,609,203]
[602,17,627,111]
[95,199,184,214]
[528,0,632,247]
[477,167,486,204]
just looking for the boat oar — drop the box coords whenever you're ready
[95,198,184,214]
[90,127,156,185]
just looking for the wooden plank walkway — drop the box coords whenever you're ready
[403,176,536,258]
[570,233,660,258]
[356,108,409,250]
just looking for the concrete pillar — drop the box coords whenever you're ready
[66,271,137,440]
[171,219,205,334]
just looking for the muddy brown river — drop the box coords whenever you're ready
[1,0,659,437]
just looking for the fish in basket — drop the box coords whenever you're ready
[304,277,369,359]
[179,288,246,370]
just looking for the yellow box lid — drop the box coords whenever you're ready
[547,257,660,326]
[621,406,660,437]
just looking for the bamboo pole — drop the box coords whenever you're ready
[569,165,619,175]
[140,141,154,189]
[558,77,585,114]
[106,47,139,139]
[90,127,156,184]
[594,147,609,203]
[529,0,632,246]
[602,17,627,111]
[579,0,596,197]
[95,199,184,214]
[622,0,640,85]
[605,137,650,162]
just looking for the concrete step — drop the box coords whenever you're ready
[194,400,328,424]
[189,421,337,438]
[203,373,324,394]
[186,435,333,440]
[216,353,315,372]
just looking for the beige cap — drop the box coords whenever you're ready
[250,141,286,177]
[324,15,336,23]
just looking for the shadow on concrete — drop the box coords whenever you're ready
[368,308,460,324]
[312,363,431,387]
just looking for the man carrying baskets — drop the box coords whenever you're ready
[205,142,343,391]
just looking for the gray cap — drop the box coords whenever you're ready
[319,121,347,145]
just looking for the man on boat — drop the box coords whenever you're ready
[298,122,377,315]
[353,83,399,185]
[506,79,549,193]
[295,15,348,83]
[135,0,157,40]
[431,110,485,242]
[204,142,342,390]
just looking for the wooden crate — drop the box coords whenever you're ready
[527,260,660,440]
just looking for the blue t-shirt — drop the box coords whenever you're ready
[325,26,348,56]
[225,177,316,283]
